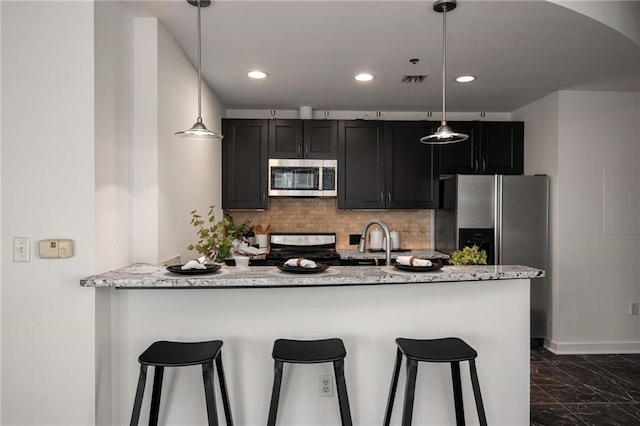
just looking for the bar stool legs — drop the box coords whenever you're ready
[202,361,219,426]
[129,340,233,426]
[451,362,465,425]
[267,338,352,426]
[383,338,487,426]
[267,361,284,426]
[383,349,403,426]
[130,365,147,426]
[216,356,234,426]
[470,360,487,425]
[333,359,353,425]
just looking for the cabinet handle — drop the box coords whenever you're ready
[380,192,384,205]
[304,145,309,157]
[474,158,479,173]
[262,193,266,206]
[481,158,486,173]
[296,144,301,157]
[387,193,391,205]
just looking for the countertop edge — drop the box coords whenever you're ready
[80,263,544,289]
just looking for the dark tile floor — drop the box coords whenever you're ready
[531,348,640,425]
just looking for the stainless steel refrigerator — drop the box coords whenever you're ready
[435,174,549,339]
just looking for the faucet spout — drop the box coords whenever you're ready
[357,219,392,266]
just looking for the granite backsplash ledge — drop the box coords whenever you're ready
[225,198,431,250]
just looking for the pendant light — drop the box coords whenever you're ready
[420,0,468,145]
[175,0,223,139]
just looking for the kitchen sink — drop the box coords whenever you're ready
[339,258,383,266]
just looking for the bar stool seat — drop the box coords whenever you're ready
[267,338,352,426]
[130,340,233,426]
[396,337,477,362]
[384,337,487,426]
[272,337,347,363]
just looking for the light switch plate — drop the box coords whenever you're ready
[13,237,30,262]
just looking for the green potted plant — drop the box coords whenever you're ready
[449,245,488,265]
[187,206,234,262]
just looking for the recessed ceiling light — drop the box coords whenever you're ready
[248,70,268,79]
[355,73,374,82]
[456,75,476,83]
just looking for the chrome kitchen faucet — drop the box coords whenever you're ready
[357,219,392,266]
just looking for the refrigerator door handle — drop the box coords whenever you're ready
[495,175,502,265]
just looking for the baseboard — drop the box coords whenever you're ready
[545,339,640,354]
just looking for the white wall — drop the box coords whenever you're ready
[1,1,97,424]
[513,92,560,342]
[133,18,160,263]
[514,90,640,353]
[95,1,136,424]
[157,22,225,263]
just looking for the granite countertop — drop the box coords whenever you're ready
[80,263,543,289]
[338,248,448,260]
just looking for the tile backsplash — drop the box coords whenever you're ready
[226,198,431,249]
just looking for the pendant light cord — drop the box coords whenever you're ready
[441,3,447,126]
[197,0,202,122]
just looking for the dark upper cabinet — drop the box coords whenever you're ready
[268,119,338,159]
[222,119,268,209]
[439,121,523,175]
[437,121,481,175]
[480,121,524,175]
[338,120,385,209]
[385,121,439,209]
[338,121,439,209]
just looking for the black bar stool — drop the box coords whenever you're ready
[130,340,234,426]
[383,337,487,426]
[267,338,352,426]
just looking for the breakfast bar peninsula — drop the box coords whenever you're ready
[82,263,543,425]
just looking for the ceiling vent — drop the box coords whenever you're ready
[402,75,427,83]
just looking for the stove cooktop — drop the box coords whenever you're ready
[265,232,341,265]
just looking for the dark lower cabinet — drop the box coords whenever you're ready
[338,121,439,209]
[222,119,268,209]
[439,121,524,175]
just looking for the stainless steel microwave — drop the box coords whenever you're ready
[268,159,337,197]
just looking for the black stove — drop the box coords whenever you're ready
[265,233,341,265]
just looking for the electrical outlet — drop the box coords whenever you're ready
[319,374,333,397]
[349,234,361,245]
[630,302,639,315]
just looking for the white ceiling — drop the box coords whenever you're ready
[122,0,639,113]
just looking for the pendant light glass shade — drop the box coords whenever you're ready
[176,0,222,140]
[421,0,467,145]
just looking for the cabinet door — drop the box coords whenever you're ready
[438,121,481,175]
[479,122,524,175]
[338,121,385,209]
[385,122,439,209]
[268,119,303,158]
[303,120,338,159]
[222,119,268,209]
